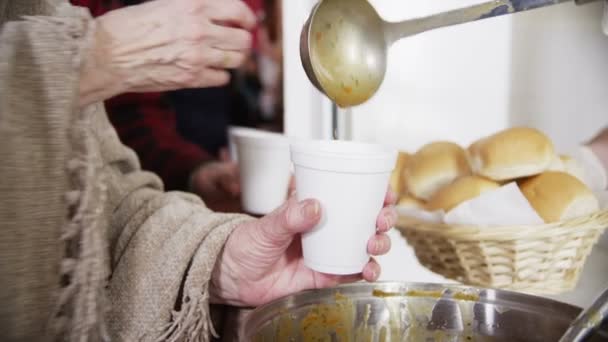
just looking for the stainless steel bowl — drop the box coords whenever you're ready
[243,282,607,341]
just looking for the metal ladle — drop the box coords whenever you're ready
[300,0,599,108]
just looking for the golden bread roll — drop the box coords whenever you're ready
[405,141,471,200]
[519,171,599,223]
[398,153,412,196]
[427,175,501,212]
[468,127,555,181]
[397,195,425,210]
[389,152,411,197]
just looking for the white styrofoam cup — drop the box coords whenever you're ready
[228,126,262,162]
[232,128,291,215]
[291,139,397,275]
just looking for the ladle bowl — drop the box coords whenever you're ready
[300,0,597,107]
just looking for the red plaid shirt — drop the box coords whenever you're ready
[70,0,216,191]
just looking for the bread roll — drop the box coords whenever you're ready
[468,127,555,181]
[427,175,501,212]
[397,195,425,210]
[398,153,413,196]
[405,142,471,200]
[389,152,410,197]
[519,171,599,223]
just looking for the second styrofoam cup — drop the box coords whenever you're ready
[232,128,291,215]
[228,126,260,162]
[291,140,397,275]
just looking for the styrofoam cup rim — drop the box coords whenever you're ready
[232,128,289,148]
[290,139,396,160]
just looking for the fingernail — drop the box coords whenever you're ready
[375,239,384,253]
[370,268,377,280]
[301,200,320,218]
[384,215,391,229]
[385,208,396,227]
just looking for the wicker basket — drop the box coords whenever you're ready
[396,209,608,295]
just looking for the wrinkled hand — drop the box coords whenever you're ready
[190,161,241,212]
[210,189,398,307]
[80,0,255,106]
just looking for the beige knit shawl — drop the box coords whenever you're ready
[0,1,250,341]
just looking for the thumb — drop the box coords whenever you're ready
[257,197,321,249]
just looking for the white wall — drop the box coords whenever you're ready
[281,0,335,140]
[509,1,608,151]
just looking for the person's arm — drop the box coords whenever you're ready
[87,107,251,341]
[0,5,236,337]
[76,0,255,108]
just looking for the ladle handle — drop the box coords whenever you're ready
[385,0,594,44]
[558,286,608,342]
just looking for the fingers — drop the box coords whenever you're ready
[204,48,248,69]
[218,163,240,196]
[207,0,257,30]
[219,175,240,196]
[376,206,397,233]
[367,233,391,256]
[362,258,381,282]
[384,186,397,206]
[280,199,321,234]
[207,24,252,52]
[196,68,231,87]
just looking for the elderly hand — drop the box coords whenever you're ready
[210,189,398,307]
[79,0,255,106]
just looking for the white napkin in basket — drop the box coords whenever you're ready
[561,145,607,191]
[398,185,608,227]
[444,182,544,226]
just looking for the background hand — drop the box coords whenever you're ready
[190,161,241,212]
[80,0,256,106]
